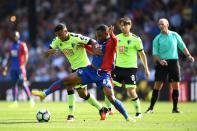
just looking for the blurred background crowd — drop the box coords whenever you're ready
[0,0,197,82]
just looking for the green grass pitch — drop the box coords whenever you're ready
[0,101,197,131]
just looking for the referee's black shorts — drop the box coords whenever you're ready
[155,59,181,82]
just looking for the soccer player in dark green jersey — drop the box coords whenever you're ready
[110,17,150,118]
[146,18,194,114]
[32,23,108,121]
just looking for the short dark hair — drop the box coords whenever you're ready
[119,17,132,25]
[54,23,67,32]
[96,24,108,32]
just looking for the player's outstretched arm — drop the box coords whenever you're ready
[108,25,114,35]
[88,39,102,56]
[138,51,150,79]
[108,25,118,45]
[43,49,59,58]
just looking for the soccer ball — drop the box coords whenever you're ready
[36,109,51,122]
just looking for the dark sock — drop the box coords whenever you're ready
[150,89,159,109]
[172,90,179,110]
[12,85,18,101]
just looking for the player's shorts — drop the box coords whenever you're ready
[155,59,180,82]
[112,66,137,88]
[76,65,113,89]
[10,68,27,83]
[72,67,87,89]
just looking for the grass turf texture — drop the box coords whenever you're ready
[0,101,196,131]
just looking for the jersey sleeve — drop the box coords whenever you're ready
[20,42,28,55]
[21,42,28,54]
[70,33,90,45]
[84,45,93,54]
[50,37,59,49]
[175,32,186,52]
[136,38,143,51]
[152,36,159,55]
[110,33,118,46]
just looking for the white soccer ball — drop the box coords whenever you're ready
[36,109,51,122]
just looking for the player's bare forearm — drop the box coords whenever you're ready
[183,48,194,62]
[2,55,11,76]
[84,45,93,55]
[153,55,161,63]
[139,51,150,79]
[44,49,59,58]
[109,26,118,45]
[88,39,102,56]
[153,55,168,66]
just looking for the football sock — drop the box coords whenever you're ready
[84,93,102,110]
[23,86,32,100]
[12,85,18,101]
[67,90,75,116]
[172,89,179,109]
[132,97,141,113]
[150,89,159,109]
[44,80,64,96]
[112,99,129,119]
[105,96,113,109]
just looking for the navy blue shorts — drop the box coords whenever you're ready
[76,66,113,89]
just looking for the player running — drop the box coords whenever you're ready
[33,24,136,122]
[2,31,35,108]
[32,23,108,121]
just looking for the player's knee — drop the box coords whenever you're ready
[154,82,163,90]
[82,93,90,100]
[128,90,137,98]
[106,94,116,103]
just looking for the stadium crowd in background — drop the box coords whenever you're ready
[0,0,197,82]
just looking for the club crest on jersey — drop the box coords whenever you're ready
[11,50,18,57]
[71,43,75,48]
[63,49,74,56]
[127,40,131,45]
[77,69,83,75]
[60,43,62,46]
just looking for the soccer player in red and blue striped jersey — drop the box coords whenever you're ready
[3,31,35,108]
